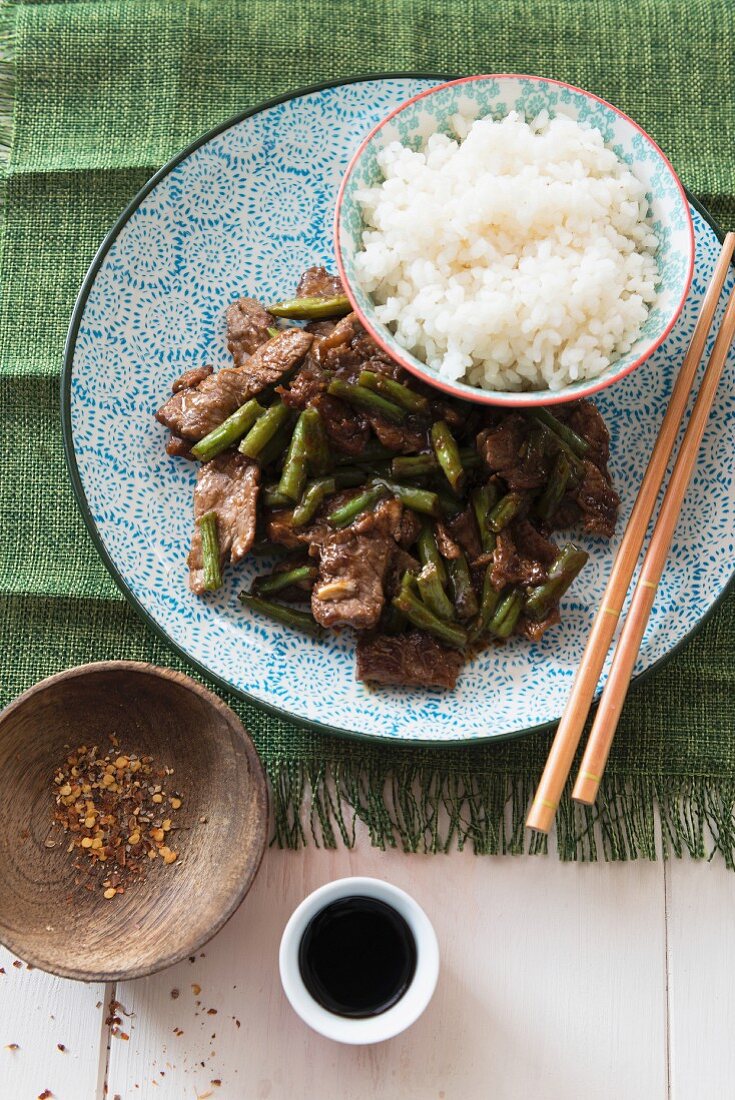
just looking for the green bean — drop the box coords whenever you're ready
[392,453,438,479]
[528,408,590,458]
[328,484,387,528]
[268,295,352,320]
[252,565,318,596]
[536,451,572,522]
[263,485,293,509]
[299,406,330,476]
[488,491,526,533]
[292,477,336,527]
[459,446,482,470]
[524,544,589,621]
[239,593,323,636]
[430,420,465,494]
[469,566,502,640]
[417,523,447,586]
[277,410,311,501]
[267,325,281,339]
[471,484,499,553]
[489,589,524,639]
[191,398,265,462]
[416,563,455,621]
[197,512,222,591]
[372,478,440,517]
[521,427,549,470]
[392,584,468,649]
[447,553,479,621]
[238,400,291,460]
[326,379,405,423]
[257,418,296,469]
[358,370,429,414]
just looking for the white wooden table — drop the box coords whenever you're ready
[1,831,732,1100]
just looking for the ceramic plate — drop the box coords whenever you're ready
[63,75,735,745]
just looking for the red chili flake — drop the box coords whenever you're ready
[0,968,5,974]
[120,1032,130,1041]
[207,1008,217,1015]
[38,1091,53,1099]
[56,1043,66,1052]
[170,988,180,999]
[12,960,22,969]
[5,1043,19,1050]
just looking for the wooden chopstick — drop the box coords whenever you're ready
[526,232,735,834]
[573,284,735,804]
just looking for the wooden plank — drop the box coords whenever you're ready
[666,858,735,1098]
[0,945,109,1100]
[108,840,668,1100]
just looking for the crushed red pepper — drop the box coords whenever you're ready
[52,739,183,898]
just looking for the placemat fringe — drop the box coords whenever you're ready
[0,3,16,162]
[267,760,735,863]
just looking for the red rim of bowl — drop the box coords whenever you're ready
[334,73,696,408]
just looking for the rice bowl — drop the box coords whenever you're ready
[335,74,695,407]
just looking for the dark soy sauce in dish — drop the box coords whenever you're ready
[298,896,417,1018]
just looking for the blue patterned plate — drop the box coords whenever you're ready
[62,76,735,745]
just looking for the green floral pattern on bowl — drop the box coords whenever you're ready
[336,75,695,405]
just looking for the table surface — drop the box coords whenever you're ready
[1,828,733,1100]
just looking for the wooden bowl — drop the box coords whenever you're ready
[0,662,268,981]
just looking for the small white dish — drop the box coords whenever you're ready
[279,876,439,1044]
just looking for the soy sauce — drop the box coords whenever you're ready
[298,896,417,1018]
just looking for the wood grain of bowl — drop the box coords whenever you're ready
[0,662,268,981]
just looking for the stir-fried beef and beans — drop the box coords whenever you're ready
[156,267,620,690]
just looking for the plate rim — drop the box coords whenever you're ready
[61,71,735,749]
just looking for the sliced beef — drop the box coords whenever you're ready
[187,453,260,594]
[280,355,331,411]
[518,608,561,642]
[446,506,482,562]
[166,434,195,459]
[435,521,462,560]
[172,364,213,393]
[385,548,420,598]
[156,329,312,441]
[367,413,427,454]
[226,297,275,364]
[312,392,370,455]
[295,266,344,299]
[477,415,528,473]
[574,460,620,538]
[511,519,558,567]
[560,399,611,469]
[309,499,402,630]
[313,313,362,367]
[398,508,422,549]
[356,630,463,690]
[490,526,551,591]
[265,510,302,550]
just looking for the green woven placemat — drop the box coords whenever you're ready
[2,0,735,861]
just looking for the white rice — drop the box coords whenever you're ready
[353,111,659,392]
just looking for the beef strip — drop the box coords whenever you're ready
[172,364,213,393]
[166,434,195,459]
[295,266,344,299]
[367,413,427,453]
[265,510,302,550]
[490,526,552,590]
[511,519,558,567]
[279,354,331,410]
[477,415,528,473]
[518,608,561,642]
[156,328,312,441]
[435,521,462,560]
[398,508,422,549]
[573,460,620,538]
[446,505,482,562]
[309,499,403,630]
[559,399,611,469]
[312,392,370,455]
[187,453,260,594]
[356,630,463,690]
[226,297,275,364]
[385,548,421,598]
